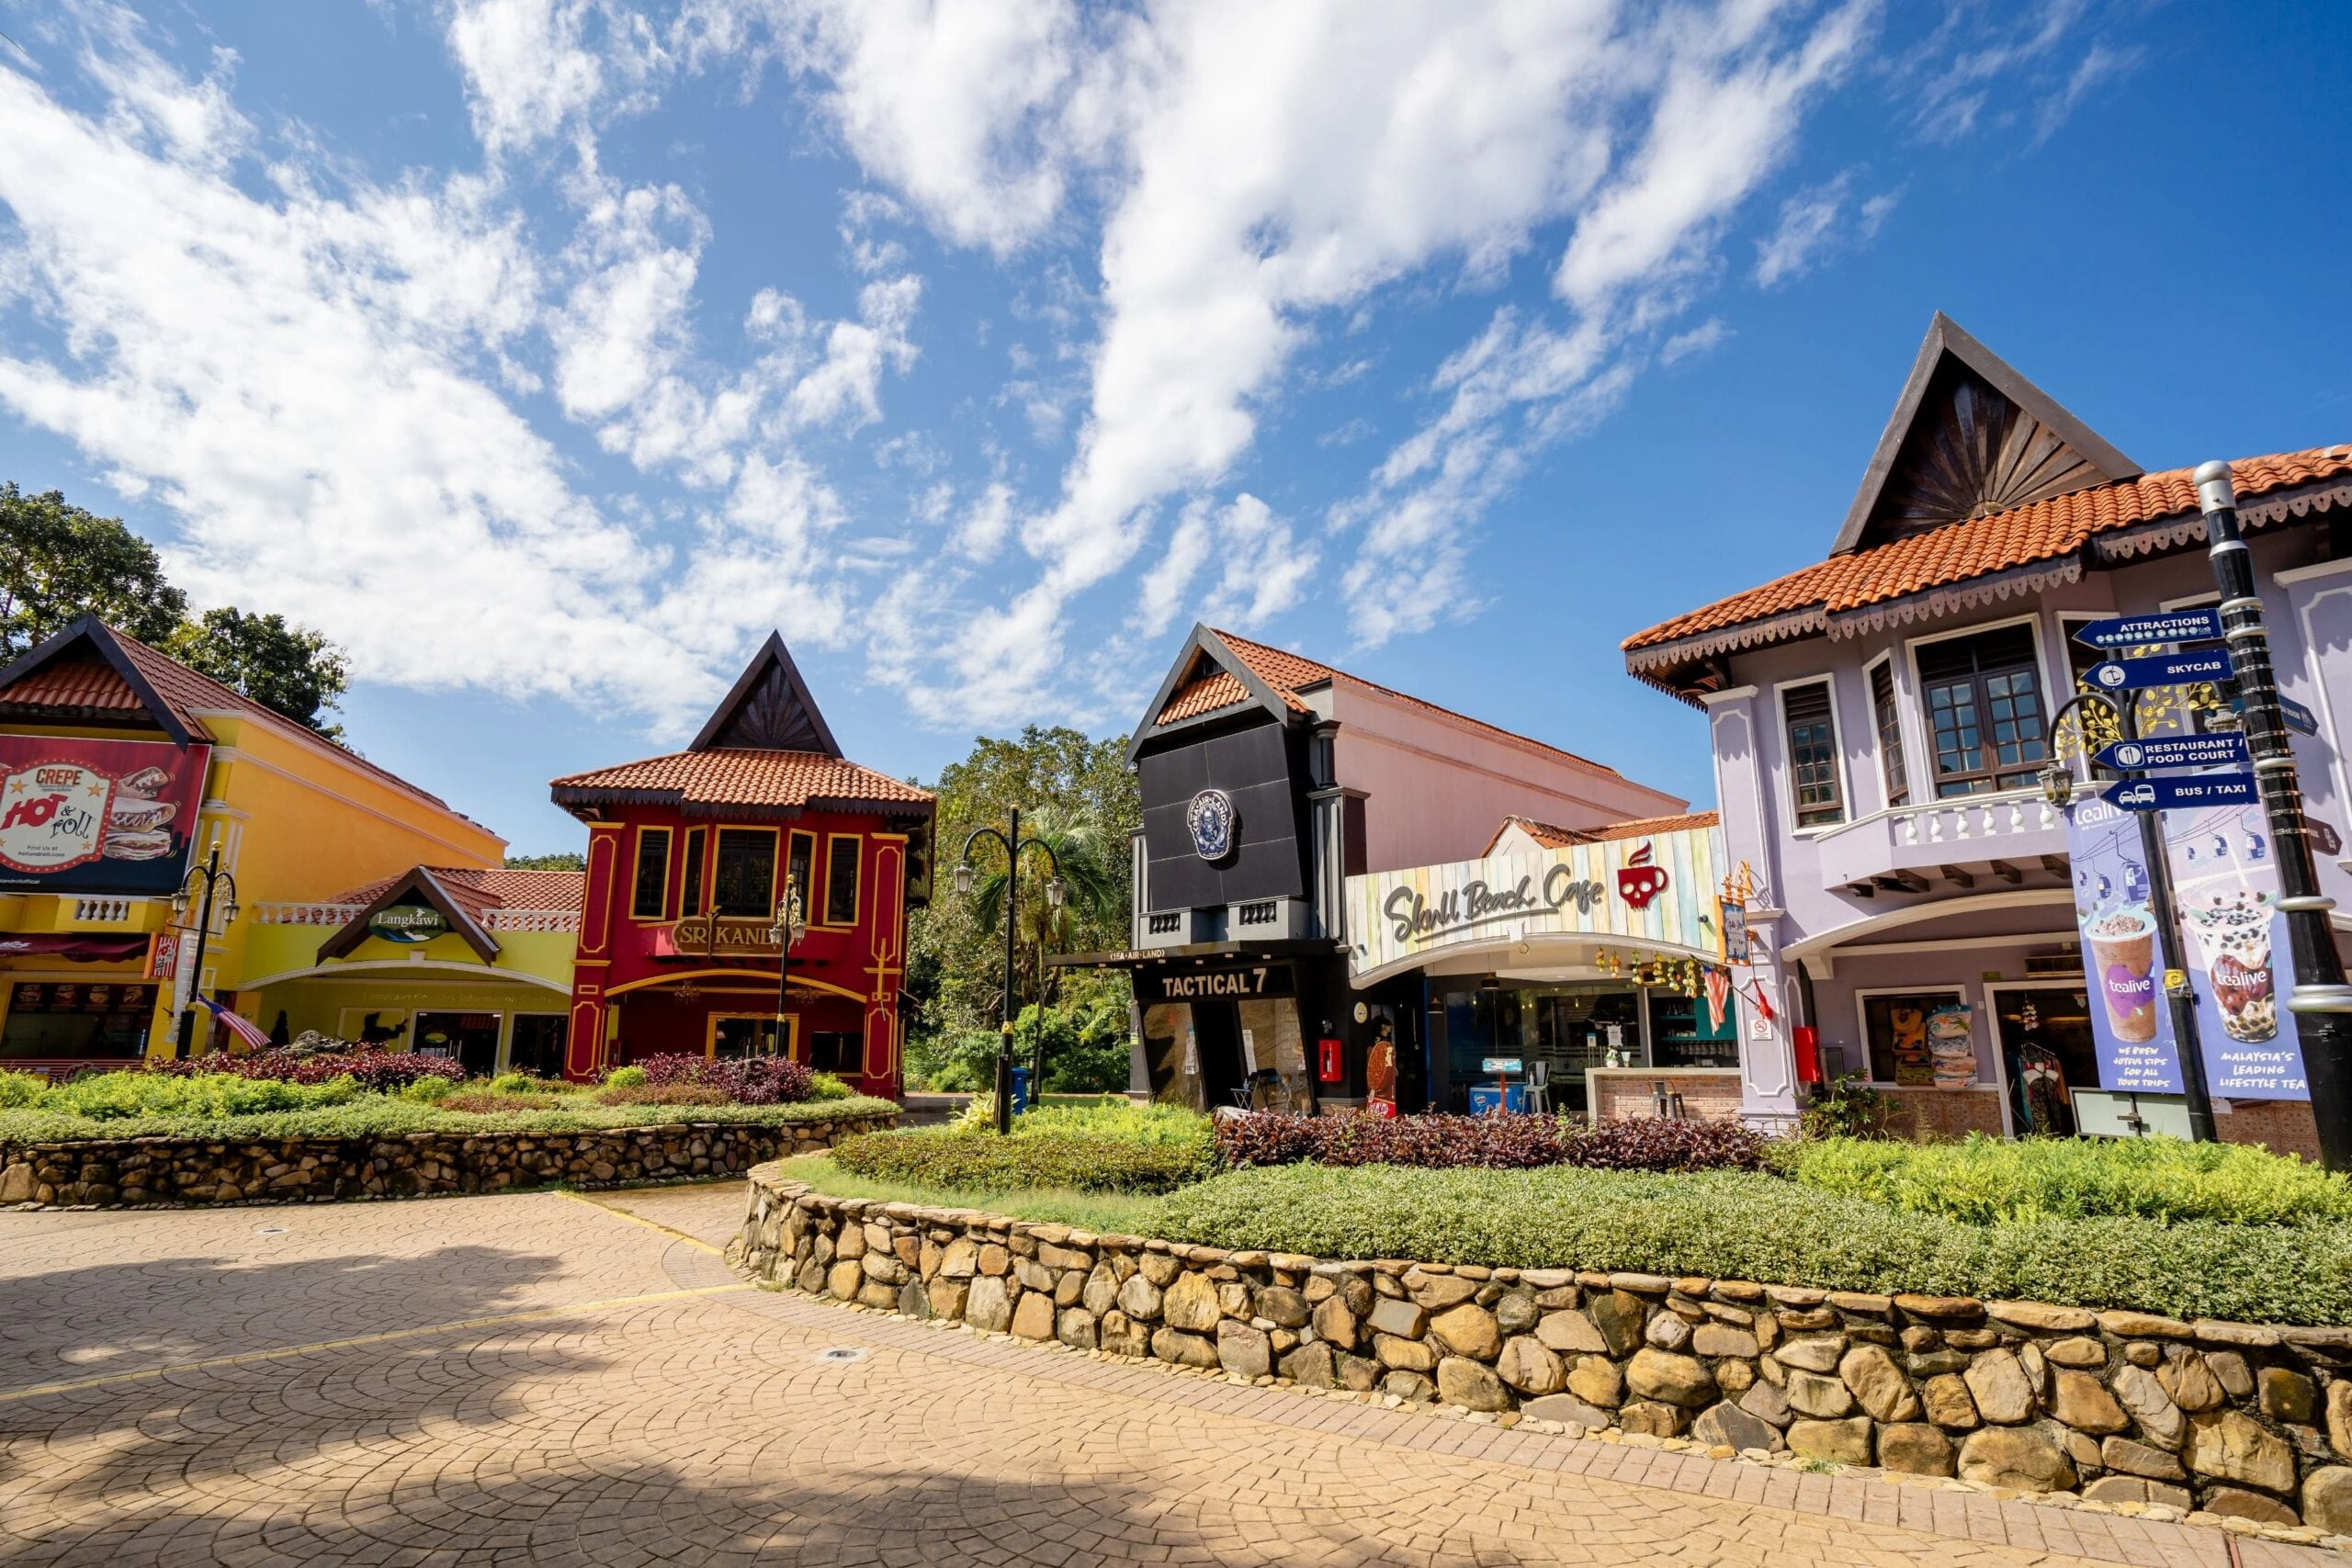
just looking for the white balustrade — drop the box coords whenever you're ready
[1815,786,2063,889]
[482,908,582,933]
[71,897,133,923]
[251,902,366,926]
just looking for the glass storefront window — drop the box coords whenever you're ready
[1646,991,1737,1068]
[1441,985,1642,1116]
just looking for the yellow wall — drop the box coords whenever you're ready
[0,707,508,1059]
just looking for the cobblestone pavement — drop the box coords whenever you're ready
[0,1186,2333,1568]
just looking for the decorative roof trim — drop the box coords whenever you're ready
[1832,312,2139,556]
[2094,478,2352,563]
[687,631,842,758]
[1623,606,1830,675]
[1824,559,2084,640]
[316,865,500,965]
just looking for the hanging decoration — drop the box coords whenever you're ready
[1703,967,1732,1032]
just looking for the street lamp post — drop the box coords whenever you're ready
[2194,461,2352,1169]
[772,876,808,1060]
[170,838,240,1059]
[2041,690,2218,1142]
[954,807,1064,1135]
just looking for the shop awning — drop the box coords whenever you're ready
[0,933,151,963]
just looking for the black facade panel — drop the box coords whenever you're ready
[1139,718,1306,908]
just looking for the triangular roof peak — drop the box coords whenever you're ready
[0,615,200,745]
[688,632,841,757]
[1832,311,2141,555]
[1126,624,1312,761]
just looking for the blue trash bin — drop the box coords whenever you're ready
[1010,1066,1034,1115]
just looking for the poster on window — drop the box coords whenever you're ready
[2164,803,2309,1100]
[2064,796,2185,1094]
[0,737,209,895]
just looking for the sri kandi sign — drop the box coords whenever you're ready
[1345,825,1726,979]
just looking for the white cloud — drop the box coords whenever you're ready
[1755,175,1847,287]
[1661,316,1730,364]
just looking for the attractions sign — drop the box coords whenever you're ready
[0,737,209,895]
[1346,823,1724,980]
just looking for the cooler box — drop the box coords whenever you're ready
[1467,1084,1525,1115]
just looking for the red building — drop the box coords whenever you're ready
[548,635,934,1097]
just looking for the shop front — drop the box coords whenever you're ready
[1346,816,1760,1122]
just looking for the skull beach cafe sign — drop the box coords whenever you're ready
[1344,825,1731,985]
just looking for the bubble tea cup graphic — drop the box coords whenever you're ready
[2173,807,2278,1044]
[2086,905,2160,1043]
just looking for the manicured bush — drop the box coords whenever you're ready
[401,1074,460,1103]
[631,1053,814,1105]
[0,1090,899,1145]
[36,1069,362,1121]
[150,1046,464,1093]
[602,1066,649,1089]
[1213,1111,1769,1174]
[0,1069,44,1109]
[1149,1163,2352,1325]
[1784,1132,2352,1226]
[436,1092,548,1114]
[486,1071,563,1096]
[808,1072,854,1101]
[836,1100,1218,1194]
[593,1082,731,1108]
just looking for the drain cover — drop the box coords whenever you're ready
[814,1348,868,1364]
[254,1226,288,1235]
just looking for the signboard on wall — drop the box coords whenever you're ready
[0,738,208,895]
[2064,797,2185,1095]
[1345,824,1725,978]
[1138,962,1295,1001]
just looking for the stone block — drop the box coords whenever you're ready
[2044,1336,2105,1370]
[1495,1292,1540,1336]
[2303,1466,2352,1535]
[1958,1426,2075,1493]
[856,1280,899,1310]
[1340,1354,1381,1393]
[836,1224,866,1259]
[1217,1281,1253,1319]
[2084,1476,2193,1510]
[1588,1290,1646,1356]
[826,1259,864,1301]
[1877,1423,1954,1476]
[2049,1370,2130,1435]
[1568,1355,1623,1409]
[1522,1393,1612,1429]
[1692,1323,1758,1359]
[2156,1351,2225,1413]
[1535,1309,1606,1355]
[978,1243,1010,1277]
[1787,1417,1872,1466]
[1783,1369,1855,1420]
[1056,1306,1098,1351]
[967,1275,1013,1333]
[899,1280,931,1320]
[1151,1327,1219,1369]
[1257,1285,1310,1329]
[1365,1296,1429,1340]
[2331,1380,2352,1461]
[2204,1488,2300,1526]
[1116,1274,1164,1322]
[2260,1367,2317,1424]
[1382,1371,1435,1402]
[1645,1314,1692,1351]
[1279,1341,1338,1388]
[1739,1380,1792,1427]
[1081,1263,1120,1317]
[1137,1251,1182,1287]
[1429,1303,1501,1360]
[1311,1295,1359,1351]
[2110,1362,2185,1449]
[1906,1349,1970,1378]
[2098,1310,2190,1340]
[1496,1336,1564,1395]
[1161,1272,1222,1333]
[1691,1401,1780,1454]
[1962,1348,2036,1425]
[1437,1357,1510,1412]
[1839,1344,1918,1423]
[1626,1348,1716,1408]
[1217,1320,1272,1379]
[2101,1435,2188,1481]
[861,1252,906,1286]
[2186,1409,2297,1494]
[1055,1270,1085,1307]
[1619,1401,1686,1438]
[931,1279,969,1321]
[1407,1269,1479,1311]
[1101,1309,1151,1358]
[1774,1336,1847,1374]
[938,1237,978,1279]
[1374,1333,1438,1373]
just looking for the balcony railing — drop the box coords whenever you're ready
[249,902,582,934]
[482,908,581,932]
[1813,786,2066,893]
[71,897,134,923]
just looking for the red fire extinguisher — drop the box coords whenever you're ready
[1793,1025,1821,1086]
[1317,1037,1343,1084]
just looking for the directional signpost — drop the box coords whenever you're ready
[2072,608,2225,649]
[2280,694,2321,738]
[2100,773,2259,812]
[2095,733,2249,772]
[2083,649,2233,693]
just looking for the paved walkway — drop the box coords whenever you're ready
[0,1186,2332,1567]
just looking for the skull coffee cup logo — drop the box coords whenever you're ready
[1616,840,1668,909]
[1186,788,1237,861]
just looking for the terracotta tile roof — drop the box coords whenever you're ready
[1623,447,2352,666]
[1486,811,1720,855]
[549,748,934,816]
[0,656,148,713]
[332,866,585,911]
[1159,628,1628,780]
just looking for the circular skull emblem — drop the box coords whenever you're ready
[1187,788,1237,861]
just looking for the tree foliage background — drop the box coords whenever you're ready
[904,725,1140,1091]
[0,483,350,737]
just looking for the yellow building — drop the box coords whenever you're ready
[0,616,509,1073]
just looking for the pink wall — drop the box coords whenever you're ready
[1331,681,1687,873]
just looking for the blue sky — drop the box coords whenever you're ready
[1,1,2346,856]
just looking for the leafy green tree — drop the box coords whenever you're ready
[169,607,350,738]
[504,852,587,871]
[0,483,187,653]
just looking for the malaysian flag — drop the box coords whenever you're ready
[199,995,275,1053]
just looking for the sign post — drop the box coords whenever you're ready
[2196,462,2352,1170]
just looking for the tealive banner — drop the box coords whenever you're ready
[0,737,209,895]
[2064,797,2185,1094]
[2164,803,2310,1100]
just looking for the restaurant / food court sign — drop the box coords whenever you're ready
[1345,826,1726,981]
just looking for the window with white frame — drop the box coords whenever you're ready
[1781,681,1845,827]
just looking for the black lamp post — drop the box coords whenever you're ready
[955,807,1063,1135]
[2041,690,2218,1142]
[771,876,808,1059]
[2194,461,2352,1169]
[170,839,239,1059]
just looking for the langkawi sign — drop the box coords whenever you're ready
[1345,825,1725,981]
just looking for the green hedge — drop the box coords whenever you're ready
[834,1101,1217,1194]
[1781,1132,2352,1225]
[1150,1164,2352,1325]
[0,1092,899,1145]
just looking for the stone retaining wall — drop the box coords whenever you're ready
[736,1164,2352,1536]
[0,1111,895,1207]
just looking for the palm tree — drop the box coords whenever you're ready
[966,807,1122,1092]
